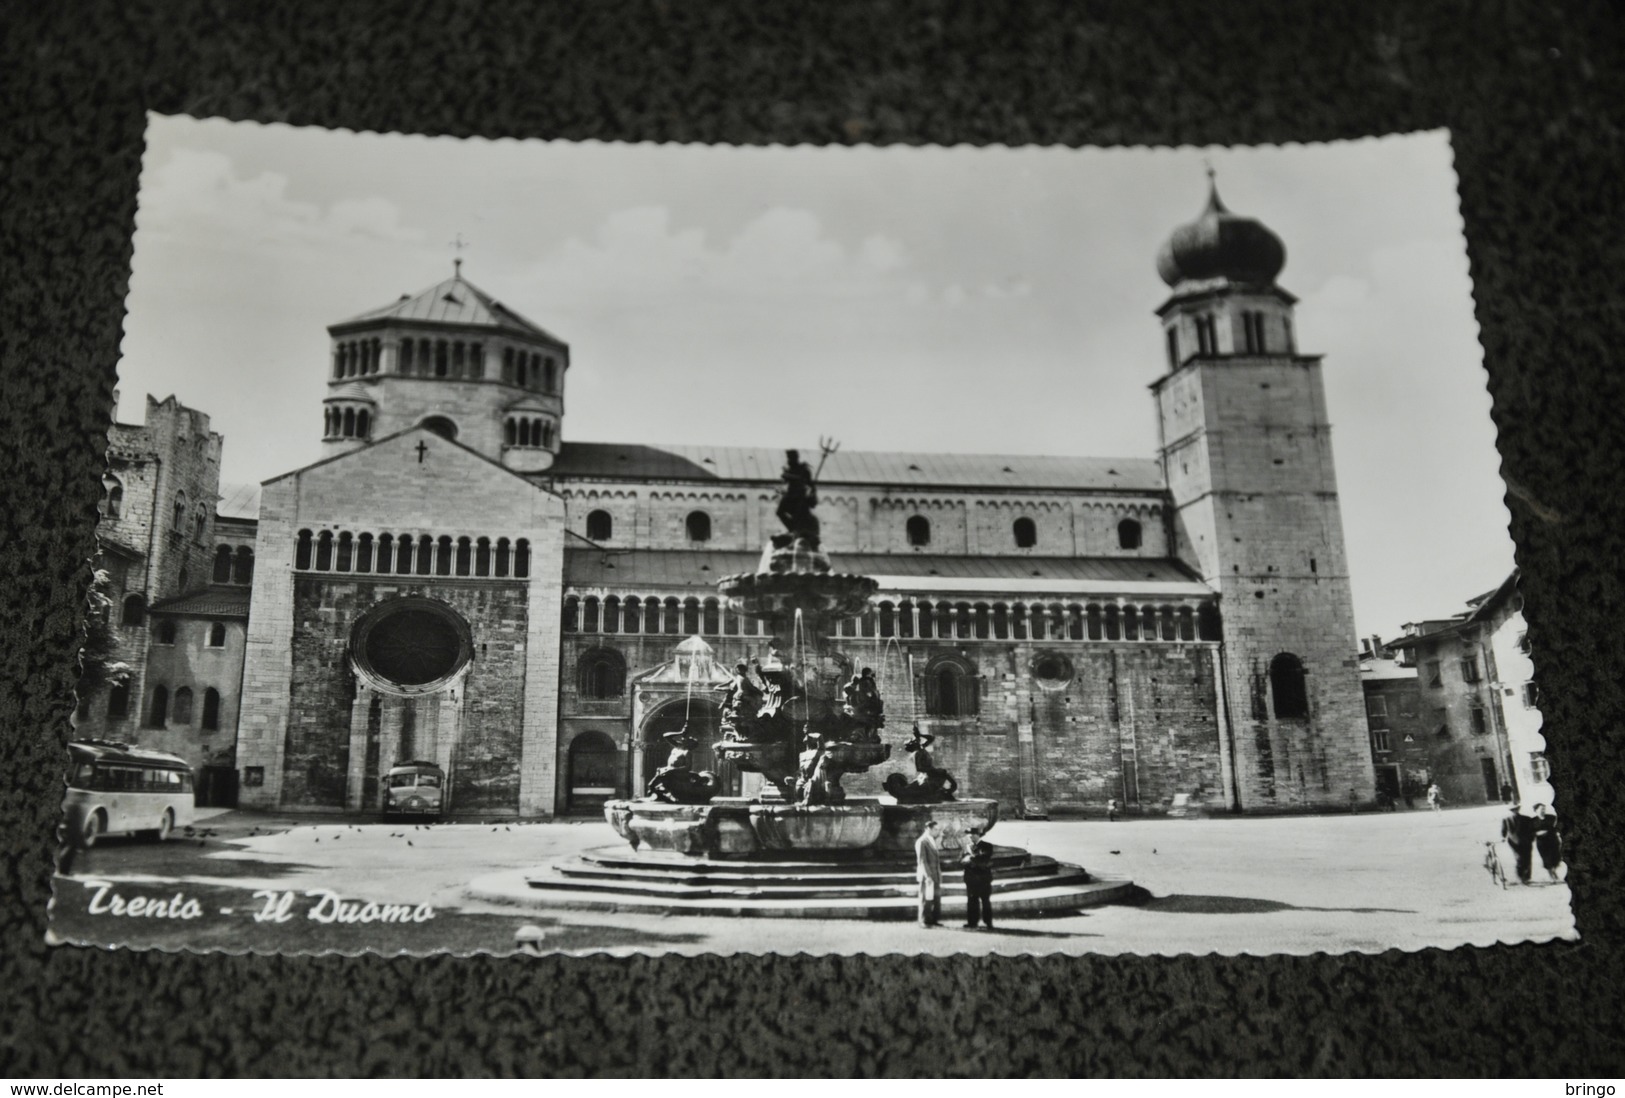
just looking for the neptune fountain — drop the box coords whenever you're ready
[507,446,1128,919]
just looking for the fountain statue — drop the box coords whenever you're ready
[644,726,720,805]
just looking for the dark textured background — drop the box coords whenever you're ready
[3,0,1623,1077]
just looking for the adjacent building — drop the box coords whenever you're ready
[1383,570,1548,808]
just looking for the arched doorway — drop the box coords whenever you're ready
[566,730,621,814]
[640,698,737,796]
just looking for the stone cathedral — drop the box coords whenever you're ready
[218,184,1372,818]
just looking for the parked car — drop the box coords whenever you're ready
[381,760,445,821]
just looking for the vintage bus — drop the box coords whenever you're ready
[63,741,197,848]
[380,759,446,820]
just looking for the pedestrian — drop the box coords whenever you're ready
[1530,803,1563,883]
[1427,782,1443,812]
[915,820,942,927]
[961,828,995,929]
[1106,798,1120,822]
[1501,807,1534,885]
[1500,781,1514,805]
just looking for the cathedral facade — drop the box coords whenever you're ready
[216,186,1375,818]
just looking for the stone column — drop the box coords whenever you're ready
[345,684,371,811]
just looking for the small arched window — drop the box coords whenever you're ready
[586,510,613,541]
[924,659,978,718]
[356,409,370,438]
[1118,518,1143,550]
[173,493,187,531]
[121,594,146,626]
[149,685,169,728]
[172,687,194,724]
[514,539,530,579]
[1270,653,1309,719]
[296,530,313,570]
[155,619,176,645]
[104,479,123,519]
[201,688,221,731]
[1013,517,1037,549]
[421,416,457,440]
[686,511,712,542]
[194,507,208,543]
[213,545,233,583]
[207,622,227,647]
[107,680,130,719]
[906,515,931,547]
[578,649,626,699]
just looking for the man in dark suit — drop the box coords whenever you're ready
[915,820,942,927]
[961,828,995,929]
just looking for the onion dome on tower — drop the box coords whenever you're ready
[1156,174,1286,289]
[1153,171,1299,370]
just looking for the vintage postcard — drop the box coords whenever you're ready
[50,116,1575,956]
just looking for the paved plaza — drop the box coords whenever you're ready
[50,804,1575,957]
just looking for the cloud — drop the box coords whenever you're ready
[530,205,915,311]
[136,148,423,247]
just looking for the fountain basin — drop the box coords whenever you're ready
[749,802,885,850]
[719,571,878,620]
[714,740,797,785]
[604,796,1000,859]
[823,741,891,770]
[876,798,1000,854]
[604,800,759,857]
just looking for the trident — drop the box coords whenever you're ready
[813,436,840,482]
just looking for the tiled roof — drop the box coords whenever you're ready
[564,549,1208,597]
[331,274,563,343]
[149,586,251,618]
[216,482,261,520]
[549,442,1164,493]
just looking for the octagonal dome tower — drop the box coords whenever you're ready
[321,264,569,471]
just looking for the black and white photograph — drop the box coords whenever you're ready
[50,115,1575,957]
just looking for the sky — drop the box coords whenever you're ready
[116,115,1514,641]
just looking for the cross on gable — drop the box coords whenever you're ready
[415,440,430,463]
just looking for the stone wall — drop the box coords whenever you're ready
[555,479,1169,558]
[557,626,1227,814]
[278,575,532,812]
[238,428,566,815]
[135,616,246,771]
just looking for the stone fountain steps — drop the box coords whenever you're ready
[555,851,1072,892]
[496,871,1133,920]
[467,844,1137,919]
[542,862,1089,901]
[572,844,1027,877]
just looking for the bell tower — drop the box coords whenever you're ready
[1152,175,1372,810]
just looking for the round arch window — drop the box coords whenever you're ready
[1031,652,1074,691]
[351,597,473,695]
